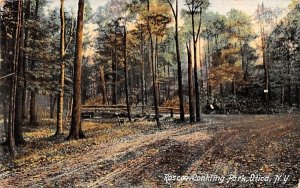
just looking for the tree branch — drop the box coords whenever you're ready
[195,8,202,42]
[0,73,15,81]
[167,0,176,17]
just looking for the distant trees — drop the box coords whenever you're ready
[266,4,300,107]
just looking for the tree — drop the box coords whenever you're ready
[266,5,300,107]
[29,0,42,127]
[67,0,85,140]
[14,0,26,145]
[166,0,185,122]
[99,65,108,104]
[55,0,66,136]
[186,40,195,123]
[143,0,171,127]
[185,0,209,122]
[256,4,271,105]
[123,26,132,122]
[9,0,24,156]
[202,12,226,97]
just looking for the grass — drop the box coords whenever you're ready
[7,118,157,170]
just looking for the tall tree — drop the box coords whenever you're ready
[14,0,25,144]
[29,0,40,126]
[67,0,85,140]
[186,40,195,123]
[167,0,185,122]
[99,65,108,104]
[55,0,66,135]
[257,3,270,105]
[22,0,31,120]
[151,0,170,127]
[123,26,132,122]
[185,0,209,122]
[8,0,24,156]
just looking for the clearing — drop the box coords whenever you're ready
[0,114,299,188]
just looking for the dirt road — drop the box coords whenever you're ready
[0,114,299,187]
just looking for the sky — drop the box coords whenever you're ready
[0,0,292,15]
[44,0,291,16]
[207,0,290,14]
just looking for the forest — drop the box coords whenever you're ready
[0,0,299,187]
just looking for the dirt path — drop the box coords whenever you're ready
[0,119,220,188]
[0,115,299,188]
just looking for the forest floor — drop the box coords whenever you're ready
[0,114,299,188]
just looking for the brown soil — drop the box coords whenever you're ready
[0,114,299,188]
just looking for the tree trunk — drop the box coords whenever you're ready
[99,65,107,104]
[296,85,299,110]
[67,97,73,119]
[192,10,202,122]
[64,97,71,121]
[172,0,185,121]
[67,0,85,140]
[8,80,16,157]
[9,0,25,156]
[147,0,160,128]
[3,98,8,143]
[50,95,56,119]
[55,0,66,135]
[29,0,40,127]
[14,0,25,145]
[29,91,38,125]
[232,76,236,96]
[112,23,118,105]
[206,36,211,99]
[21,89,27,120]
[281,86,285,105]
[22,0,31,120]
[220,83,224,97]
[187,42,195,123]
[140,25,145,113]
[155,37,161,106]
[287,53,292,106]
[151,38,160,127]
[167,64,171,99]
[261,23,269,105]
[123,26,131,122]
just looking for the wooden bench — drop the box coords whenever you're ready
[82,105,127,115]
[159,107,180,118]
[81,111,94,119]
